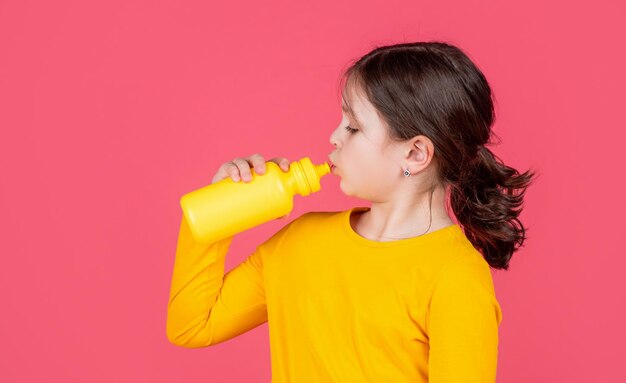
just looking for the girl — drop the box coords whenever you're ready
[166,41,536,382]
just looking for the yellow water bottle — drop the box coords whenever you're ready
[180,156,331,243]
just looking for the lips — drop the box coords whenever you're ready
[327,158,336,172]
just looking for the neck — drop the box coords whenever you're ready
[357,183,455,240]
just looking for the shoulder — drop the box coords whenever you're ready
[441,226,497,287]
[428,245,500,309]
[260,209,344,247]
[426,251,503,329]
[436,251,495,290]
[254,209,347,264]
[286,209,345,231]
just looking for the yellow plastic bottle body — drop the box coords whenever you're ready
[179,157,331,243]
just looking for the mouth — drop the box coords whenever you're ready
[327,158,336,172]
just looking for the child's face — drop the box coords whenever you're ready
[328,87,405,202]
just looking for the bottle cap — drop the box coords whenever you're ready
[297,157,331,195]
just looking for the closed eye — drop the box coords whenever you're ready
[344,125,358,134]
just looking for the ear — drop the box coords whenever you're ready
[405,135,434,173]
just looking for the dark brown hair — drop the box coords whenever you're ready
[338,41,538,270]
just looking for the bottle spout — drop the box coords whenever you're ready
[293,157,330,195]
[316,162,331,178]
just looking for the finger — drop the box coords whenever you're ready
[232,158,253,182]
[248,154,266,174]
[279,158,290,172]
[223,161,241,182]
[270,157,290,172]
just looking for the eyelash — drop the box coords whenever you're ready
[344,125,358,134]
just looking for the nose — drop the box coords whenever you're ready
[329,129,340,148]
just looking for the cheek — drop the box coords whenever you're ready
[344,145,393,181]
[338,161,398,200]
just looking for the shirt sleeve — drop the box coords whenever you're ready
[426,254,503,383]
[166,213,293,348]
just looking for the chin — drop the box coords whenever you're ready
[338,180,361,199]
[338,180,353,196]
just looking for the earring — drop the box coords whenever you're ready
[403,168,411,177]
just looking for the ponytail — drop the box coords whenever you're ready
[449,145,536,270]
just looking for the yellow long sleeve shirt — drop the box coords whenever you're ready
[167,206,503,382]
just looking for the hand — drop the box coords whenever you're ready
[211,154,292,220]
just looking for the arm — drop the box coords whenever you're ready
[426,254,503,382]
[166,214,291,348]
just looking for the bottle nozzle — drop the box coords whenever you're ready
[316,162,331,178]
[292,157,330,195]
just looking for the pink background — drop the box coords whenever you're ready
[1,0,623,382]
